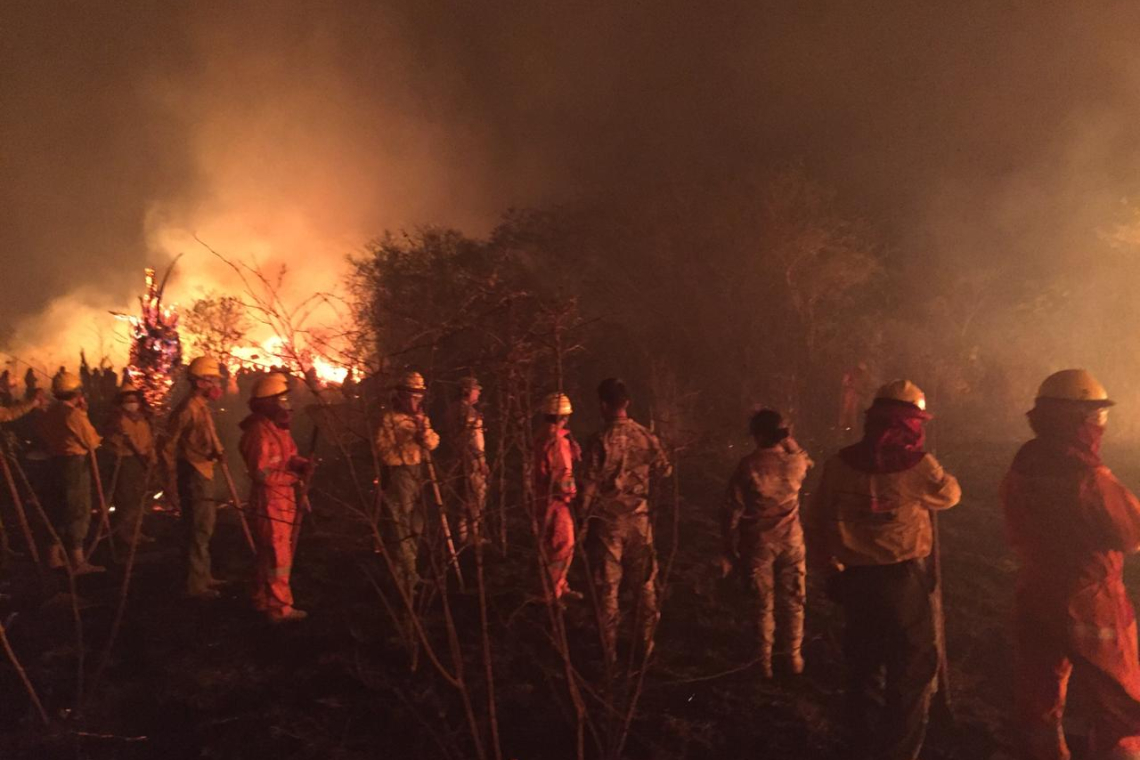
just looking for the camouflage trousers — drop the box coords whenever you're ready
[740,520,806,666]
[588,507,659,659]
[456,463,488,545]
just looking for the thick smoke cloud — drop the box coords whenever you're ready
[4,3,1140,375]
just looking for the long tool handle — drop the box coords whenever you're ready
[87,449,117,563]
[424,452,463,589]
[218,458,256,554]
[106,453,124,517]
[0,441,40,569]
[291,427,320,557]
[930,511,954,720]
[87,452,125,560]
[207,421,256,554]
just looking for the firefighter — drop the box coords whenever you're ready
[240,373,313,623]
[376,371,439,596]
[164,356,226,598]
[452,376,489,545]
[38,371,105,573]
[722,408,812,678]
[581,378,671,660]
[533,391,580,602]
[1003,369,1140,760]
[809,379,961,760]
[106,379,157,545]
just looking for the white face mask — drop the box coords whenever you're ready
[122,401,141,413]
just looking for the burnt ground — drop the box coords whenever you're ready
[1,442,1136,759]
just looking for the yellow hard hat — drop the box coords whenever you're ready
[543,392,573,416]
[875,379,927,411]
[188,356,222,379]
[251,372,290,399]
[52,371,82,395]
[397,371,427,394]
[1036,369,1114,406]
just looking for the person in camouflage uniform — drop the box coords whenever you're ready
[452,376,489,545]
[722,409,813,678]
[581,378,672,661]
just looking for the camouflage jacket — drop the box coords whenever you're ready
[724,438,812,552]
[581,416,671,515]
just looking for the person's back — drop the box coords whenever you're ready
[581,378,670,660]
[814,451,959,568]
[728,438,812,534]
[585,416,669,514]
[723,410,812,678]
[809,380,959,760]
[1002,369,1140,760]
[1004,436,1140,594]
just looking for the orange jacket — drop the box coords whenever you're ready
[809,452,960,567]
[534,424,579,503]
[1003,439,1140,606]
[239,415,300,508]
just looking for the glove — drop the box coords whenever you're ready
[288,456,316,479]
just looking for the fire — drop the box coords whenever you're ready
[227,335,360,388]
[113,267,182,413]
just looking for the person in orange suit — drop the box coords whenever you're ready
[1003,369,1140,760]
[533,392,581,601]
[239,372,313,623]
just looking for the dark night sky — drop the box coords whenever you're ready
[4,1,1140,359]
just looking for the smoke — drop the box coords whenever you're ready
[5,2,1140,400]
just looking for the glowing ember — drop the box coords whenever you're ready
[114,267,182,414]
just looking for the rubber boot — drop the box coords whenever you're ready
[271,608,308,624]
[69,548,105,575]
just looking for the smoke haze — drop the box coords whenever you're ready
[4,2,1140,388]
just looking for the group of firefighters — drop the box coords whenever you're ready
[2,355,1140,760]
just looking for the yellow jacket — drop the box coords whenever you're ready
[163,395,221,480]
[376,409,439,467]
[39,402,101,457]
[809,452,960,567]
[108,411,156,460]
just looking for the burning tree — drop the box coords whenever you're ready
[116,266,183,414]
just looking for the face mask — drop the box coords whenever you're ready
[206,385,224,401]
[122,401,141,413]
[273,408,294,429]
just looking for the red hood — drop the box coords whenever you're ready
[840,399,931,474]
